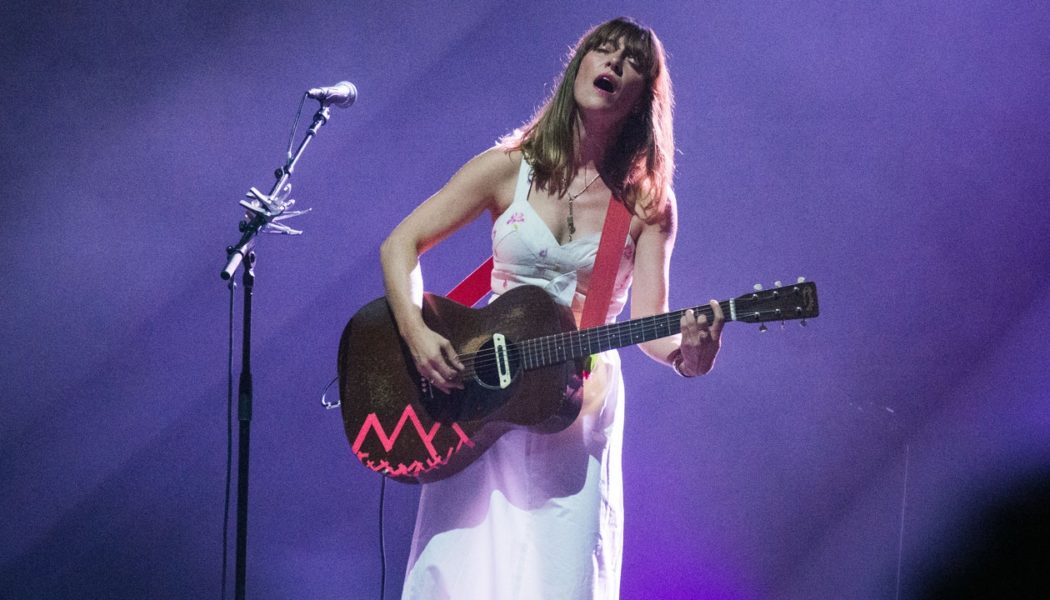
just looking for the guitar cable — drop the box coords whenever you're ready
[379,475,388,599]
[317,376,389,598]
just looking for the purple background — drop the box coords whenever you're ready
[3,1,1048,598]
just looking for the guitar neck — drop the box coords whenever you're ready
[514,280,818,370]
[517,302,732,370]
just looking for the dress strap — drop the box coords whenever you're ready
[447,156,531,307]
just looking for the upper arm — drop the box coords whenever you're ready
[630,187,678,320]
[630,188,679,361]
[385,147,519,255]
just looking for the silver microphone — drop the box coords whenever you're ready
[306,81,358,108]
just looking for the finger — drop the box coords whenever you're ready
[708,299,725,336]
[696,309,709,329]
[680,309,699,338]
[429,361,459,386]
[426,368,444,384]
[422,352,452,380]
[426,368,459,394]
[442,341,465,371]
[431,378,454,395]
[438,345,466,389]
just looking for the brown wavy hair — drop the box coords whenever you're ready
[502,17,674,221]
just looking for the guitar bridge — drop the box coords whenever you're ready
[492,333,512,389]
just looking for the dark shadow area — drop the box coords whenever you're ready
[915,469,1050,599]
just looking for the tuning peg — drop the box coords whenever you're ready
[753,283,764,292]
[774,280,782,288]
[759,324,768,333]
[796,276,806,283]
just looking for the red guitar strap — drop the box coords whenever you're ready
[446,256,495,306]
[447,195,632,330]
[578,196,632,328]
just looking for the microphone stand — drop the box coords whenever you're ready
[220,101,334,600]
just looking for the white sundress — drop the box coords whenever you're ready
[402,157,636,600]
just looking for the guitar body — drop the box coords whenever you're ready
[338,285,584,484]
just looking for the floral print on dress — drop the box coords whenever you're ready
[505,212,525,231]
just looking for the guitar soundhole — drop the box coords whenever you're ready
[424,338,522,424]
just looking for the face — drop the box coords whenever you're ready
[572,37,648,126]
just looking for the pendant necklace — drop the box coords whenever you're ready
[566,169,601,242]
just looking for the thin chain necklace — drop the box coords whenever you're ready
[566,169,601,242]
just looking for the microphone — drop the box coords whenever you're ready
[306,81,358,108]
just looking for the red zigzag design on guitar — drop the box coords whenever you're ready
[352,404,475,477]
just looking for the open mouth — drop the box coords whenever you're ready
[593,75,617,94]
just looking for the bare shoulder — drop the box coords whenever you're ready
[470,146,521,178]
[455,146,521,214]
[453,146,520,194]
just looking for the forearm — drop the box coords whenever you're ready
[379,233,427,339]
[639,336,682,367]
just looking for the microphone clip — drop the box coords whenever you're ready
[240,184,311,236]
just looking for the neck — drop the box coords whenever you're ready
[573,111,622,171]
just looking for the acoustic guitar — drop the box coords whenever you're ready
[338,280,819,483]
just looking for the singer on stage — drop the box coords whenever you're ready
[378,17,724,599]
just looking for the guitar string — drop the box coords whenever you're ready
[451,301,735,374]
[455,303,727,372]
[452,295,810,375]
[454,305,710,369]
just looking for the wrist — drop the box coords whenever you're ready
[670,349,698,378]
[391,307,428,341]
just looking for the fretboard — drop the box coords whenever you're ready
[517,301,733,370]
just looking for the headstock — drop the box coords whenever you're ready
[732,277,819,330]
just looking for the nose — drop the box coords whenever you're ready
[605,52,624,75]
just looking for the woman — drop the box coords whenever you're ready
[380,17,724,599]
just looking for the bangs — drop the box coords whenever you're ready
[582,18,659,78]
